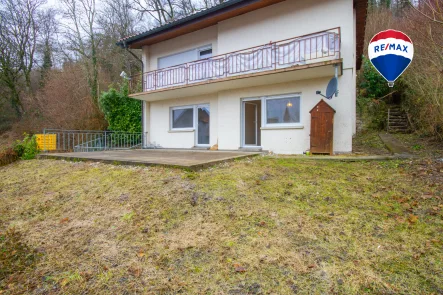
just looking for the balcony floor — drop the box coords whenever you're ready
[131,59,342,102]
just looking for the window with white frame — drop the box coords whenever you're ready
[158,45,213,69]
[171,106,194,129]
[265,95,301,125]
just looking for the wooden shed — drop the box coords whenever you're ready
[309,100,336,155]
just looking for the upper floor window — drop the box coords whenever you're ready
[199,48,212,59]
[158,45,212,69]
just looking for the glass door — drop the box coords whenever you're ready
[244,102,257,145]
[196,105,210,146]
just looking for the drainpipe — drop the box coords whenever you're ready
[123,41,145,148]
[123,41,143,69]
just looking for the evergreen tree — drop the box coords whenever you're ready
[40,39,53,87]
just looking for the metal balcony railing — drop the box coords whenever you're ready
[130,28,341,94]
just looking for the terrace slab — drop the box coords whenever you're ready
[379,133,412,155]
[38,149,261,170]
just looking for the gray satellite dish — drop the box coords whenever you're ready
[316,77,338,100]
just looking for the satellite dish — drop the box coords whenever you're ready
[316,77,338,100]
[325,77,338,99]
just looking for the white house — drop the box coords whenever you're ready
[117,0,368,154]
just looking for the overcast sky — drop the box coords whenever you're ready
[43,0,63,11]
[43,0,104,10]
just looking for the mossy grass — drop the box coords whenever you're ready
[0,157,441,294]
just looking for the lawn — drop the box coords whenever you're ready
[352,130,390,155]
[1,157,442,294]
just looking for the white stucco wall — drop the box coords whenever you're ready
[143,0,354,70]
[148,94,218,148]
[140,0,357,153]
[217,0,354,69]
[145,69,353,153]
[216,69,354,154]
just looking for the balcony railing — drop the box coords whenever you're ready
[130,28,340,94]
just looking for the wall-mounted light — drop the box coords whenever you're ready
[120,71,131,80]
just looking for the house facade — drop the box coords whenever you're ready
[118,0,368,154]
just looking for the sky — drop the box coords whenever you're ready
[43,0,104,10]
[43,0,60,9]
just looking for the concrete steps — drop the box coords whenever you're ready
[387,106,409,133]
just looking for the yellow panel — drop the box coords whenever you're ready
[36,134,57,151]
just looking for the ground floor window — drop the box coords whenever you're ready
[171,106,194,129]
[241,93,301,147]
[170,104,210,146]
[265,94,301,126]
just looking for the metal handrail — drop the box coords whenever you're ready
[130,27,341,93]
[42,129,148,152]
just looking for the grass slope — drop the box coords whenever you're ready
[0,158,442,294]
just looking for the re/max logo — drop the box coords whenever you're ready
[374,43,408,53]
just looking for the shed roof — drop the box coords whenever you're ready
[310,99,336,113]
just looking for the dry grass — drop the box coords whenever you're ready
[0,157,442,294]
[392,133,443,158]
[352,131,390,155]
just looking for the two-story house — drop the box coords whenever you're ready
[117,0,368,154]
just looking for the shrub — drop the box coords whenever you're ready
[13,133,39,160]
[357,58,391,130]
[358,97,388,130]
[357,57,407,130]
[0,148,18,166]
[99,82,142,133]
[358,57,391,100]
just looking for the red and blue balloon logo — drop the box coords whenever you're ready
[368,29,414,87]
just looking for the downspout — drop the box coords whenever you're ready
[123,41,143,69]
[123,41,145,147]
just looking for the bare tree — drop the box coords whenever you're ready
[61,0,100,104]
[131,0,176,25]
[99,0,138,39]
[176,0,197,16]
[38,8,58,86]
[402,0,443,137]
[200,0,224,9]
[406,0,443,24]
[0,0,44,117]
[97,0,142,81]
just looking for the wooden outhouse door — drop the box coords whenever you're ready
[310,99,336,155]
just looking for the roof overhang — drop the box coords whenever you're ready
[354,0,368,70]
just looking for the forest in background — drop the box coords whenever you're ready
[360,0,442,139]
[0,0,442,147]
[0,0,227,146]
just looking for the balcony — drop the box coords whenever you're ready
[130,28,341,101]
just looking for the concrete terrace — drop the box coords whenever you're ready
[38,149,262,170]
